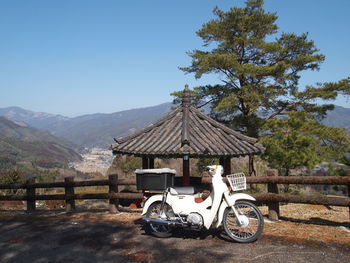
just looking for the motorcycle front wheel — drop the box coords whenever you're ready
[145,202,173,238]
[223,200,264,243]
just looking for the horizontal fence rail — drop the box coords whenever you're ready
[3,176,348,190]
[252,193,350,207]
[0,170,349,221]
[201,176,350,185]
[0,179,136,190]
[0,193,144,201]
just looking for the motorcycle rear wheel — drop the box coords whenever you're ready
[223,200,264,243]
[145,202,173,238]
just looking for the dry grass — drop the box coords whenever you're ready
[260,204,350,248]
[260,203,349,224]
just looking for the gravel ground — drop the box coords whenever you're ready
[0,208,349,263]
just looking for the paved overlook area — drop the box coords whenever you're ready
[0,205,349,263]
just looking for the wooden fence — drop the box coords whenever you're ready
[210,169,350,221]
[0,174,143,213]
[0,170,349,221]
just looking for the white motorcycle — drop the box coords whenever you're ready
[142,165,264,243]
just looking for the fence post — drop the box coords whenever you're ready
[109,174,119,213]
[26,177,36,212]
[267,169,279,221]
[65,177,75,212]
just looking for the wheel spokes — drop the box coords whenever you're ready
[226,204,261,240]
[148,204,172,234]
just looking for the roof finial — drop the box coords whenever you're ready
[182,84,190,106]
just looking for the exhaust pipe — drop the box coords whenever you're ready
[143,217,183,227]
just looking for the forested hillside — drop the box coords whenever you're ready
[0,117,81,169]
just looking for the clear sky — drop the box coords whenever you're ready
[0,0,349,117]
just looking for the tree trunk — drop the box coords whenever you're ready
[248,155,257,176]
[248,155,257,191]
[283,169,290,192]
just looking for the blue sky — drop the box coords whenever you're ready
[0,0,349,117]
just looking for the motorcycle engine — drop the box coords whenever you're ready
[187,213,203,227]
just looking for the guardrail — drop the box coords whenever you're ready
[0,170,349,221]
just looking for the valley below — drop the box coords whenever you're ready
[69,148,114,175]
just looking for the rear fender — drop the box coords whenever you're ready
[141,194,164,215]
[216,193,256,227]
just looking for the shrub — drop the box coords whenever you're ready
[0,169,25,195]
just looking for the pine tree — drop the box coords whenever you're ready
[260,111,350,176]
[174,0,350,175]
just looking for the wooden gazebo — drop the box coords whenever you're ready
[111,86,264,186]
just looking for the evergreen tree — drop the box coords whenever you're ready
[174,0,350,174]
[260,111,350,176]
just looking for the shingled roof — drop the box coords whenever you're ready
[111,87,264,158]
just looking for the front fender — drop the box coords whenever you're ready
[141,194,163,215]
[216,193,256,227]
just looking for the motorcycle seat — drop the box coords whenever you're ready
[170,186,198,195]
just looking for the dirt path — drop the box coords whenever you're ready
[0,210,349,263]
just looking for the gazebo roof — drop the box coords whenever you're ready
[111,87,264,158]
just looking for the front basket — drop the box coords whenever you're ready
[226,173,246,191]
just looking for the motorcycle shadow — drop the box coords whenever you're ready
[134,218,233,242]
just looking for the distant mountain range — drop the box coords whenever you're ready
[0,106,69,131]
[0,104,349,149]
[0,117,82,168]
[0,103,173,148]
[320,106,350,128]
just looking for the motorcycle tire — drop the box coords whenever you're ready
[223,200,264,243]
[145,202,173,238]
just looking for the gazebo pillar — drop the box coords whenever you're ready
[142,157,155,169]
[183,155,190,186]
[149,157,155,169]
[142,157,149,169]
[220,157,231,176]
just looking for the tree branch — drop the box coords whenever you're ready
[197,99,214,109]
[267,97,308,120]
